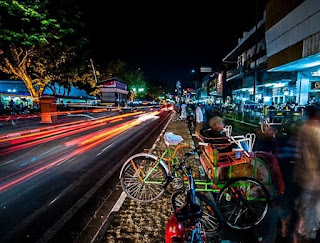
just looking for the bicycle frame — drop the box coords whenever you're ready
[166,163,206,243]
[119,144,190,184]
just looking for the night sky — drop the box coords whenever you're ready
[78,0,267,91]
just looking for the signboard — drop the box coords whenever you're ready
[116,82,127,90]
[200,67,212,73]
[209,77,217,91]
[101,81,127,90]
[103,81,116,88]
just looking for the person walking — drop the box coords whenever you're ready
[195,103,204,137]
[292,104,320,243]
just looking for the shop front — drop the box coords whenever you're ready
[97,78,129,107]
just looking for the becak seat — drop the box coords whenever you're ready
[199,130,234,153]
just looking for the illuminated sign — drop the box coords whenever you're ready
[200,67,212,73]
[311,70,320,77]
[103,81,116,88]
[102,81,127,90]
[209,78,217,91]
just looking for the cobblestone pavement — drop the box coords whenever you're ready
[103,118,198,243]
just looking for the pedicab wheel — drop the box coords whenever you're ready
[217,177,269,229]
[171,190,224,235]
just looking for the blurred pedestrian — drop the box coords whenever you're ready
[180,102,187,120]
[268,102,276,110]
[195,103,203,136]
[292,103,320,242]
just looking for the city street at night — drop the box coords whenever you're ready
[0,107,172,242]
[1,0,320,242]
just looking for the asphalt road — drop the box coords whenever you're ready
[0,107,171,242]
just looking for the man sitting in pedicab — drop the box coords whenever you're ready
[200,116,235,153]
[199,116,251,161]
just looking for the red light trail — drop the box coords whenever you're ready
[0,111,160,193]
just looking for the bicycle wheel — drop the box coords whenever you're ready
[217,177,269,229]
[171,191,224,235]
[120,155,167,202]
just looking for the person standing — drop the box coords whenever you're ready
[180,102,187,120]
[292,104,320,242]
[195,103,204,136]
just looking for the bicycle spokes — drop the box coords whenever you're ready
[218,178,269,229]
[120,156,167,202]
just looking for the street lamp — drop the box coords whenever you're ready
[130,87,145,103]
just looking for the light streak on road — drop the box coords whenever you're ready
[0,111,144,146]
[0,123,104,156]
[0,111,144,143]
[0,111,160,193]
[0,107,110,122]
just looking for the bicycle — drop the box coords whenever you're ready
[165,152,216,243]
[120,131,271,230]
[172,176,269,230]
[168,154,224,241]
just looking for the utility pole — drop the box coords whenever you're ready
[90,58,98,83]
[253,0,259,103]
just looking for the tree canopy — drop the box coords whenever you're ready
[0,0,91,100]
[103,59,147,101]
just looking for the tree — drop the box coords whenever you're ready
[124,69,146,102]
[0,0,87,101]
[146,79,167,101]
[104,60,147,102]
[105,59,127,79]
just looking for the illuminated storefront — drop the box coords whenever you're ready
[97,78,128,107]
[266,0,320,105]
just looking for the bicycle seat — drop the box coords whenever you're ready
[176,192,202,222]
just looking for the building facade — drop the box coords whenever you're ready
[97,77,128,107]
[223,0,320,106]
[266,0,320,105]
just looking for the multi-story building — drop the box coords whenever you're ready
[224,0,320,106]
[193,67,224,104]
[223,9,297,106]
[266,0,320,105]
